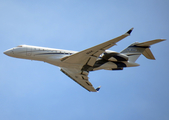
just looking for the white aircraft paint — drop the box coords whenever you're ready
[4,28,165,92]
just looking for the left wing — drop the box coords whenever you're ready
[60,68,98,92]
[60,28,133,69]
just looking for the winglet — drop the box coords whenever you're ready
[96,86,101,92]
[126,28,134,35]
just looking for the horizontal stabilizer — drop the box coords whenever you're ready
[135,39,165,47]
[142,48,155,60]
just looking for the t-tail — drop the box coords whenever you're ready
[120,39,165,63]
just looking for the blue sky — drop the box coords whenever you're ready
[1,0,169,120]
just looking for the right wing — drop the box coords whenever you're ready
[60,28,133,70]
[60,67,98,92]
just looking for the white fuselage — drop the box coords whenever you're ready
[4,45,80,67]
[4,45,139,71]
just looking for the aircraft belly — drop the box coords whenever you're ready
[46,59,82,69]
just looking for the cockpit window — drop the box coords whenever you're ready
[17,45,23,47]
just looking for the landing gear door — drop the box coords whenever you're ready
[26,47,32,56]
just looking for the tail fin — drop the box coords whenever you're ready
[120,39,165,62]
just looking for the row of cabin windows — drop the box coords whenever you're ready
[33,48,73,55]
[16,46,73,55]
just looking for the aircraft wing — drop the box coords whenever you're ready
[60,28,133,69]
[60,28,133,91]
[60,67,98,92]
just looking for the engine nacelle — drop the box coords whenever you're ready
[102,50,128,62]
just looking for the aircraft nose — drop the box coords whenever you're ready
[4,48,14,56]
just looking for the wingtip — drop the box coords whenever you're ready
[96,86,101,92]
[160,39,166,41]
[126,28,134,35]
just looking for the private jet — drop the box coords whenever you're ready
[4,28,165,92]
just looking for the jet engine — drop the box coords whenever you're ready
[102,50,128,62]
